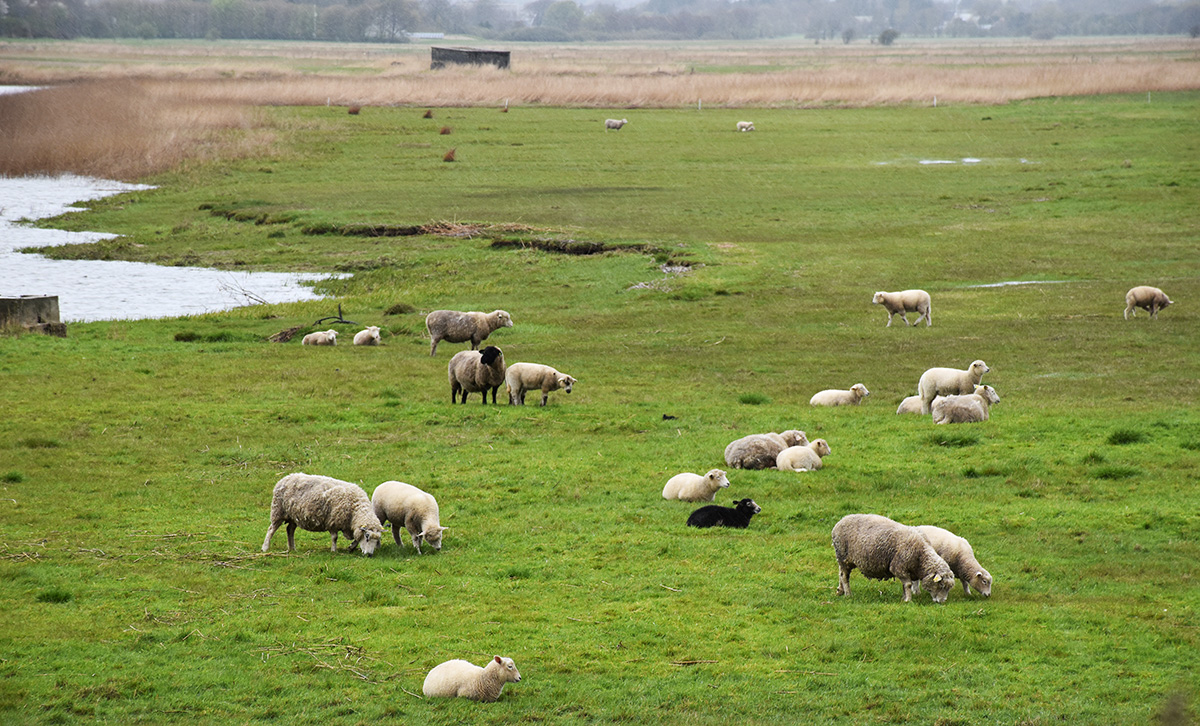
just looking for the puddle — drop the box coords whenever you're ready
[967,280,1071,288]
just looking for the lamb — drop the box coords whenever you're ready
[1124,286,1173,320]
[425,309,513,356]
[371,480,447,553]
[686,498,761,529]
[931,384,1000,424]
[422,655,522,702]
[736,121,755,132]
[724,430,808,470]
[809,384,870,407]
[301,329,338,346]
[505,362,577,406]
[662,468,730,502]
[776,439,831,471]
[604,118,628,130]
[896,395,923,414]
[448,345,507,404]
[352,326,381,346]
[262,473,383,556]
[917,359,990,414]
[831,513,955,603]
[872,289,932,327]
[913,525,993,597]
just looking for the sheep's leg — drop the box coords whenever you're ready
[330,531,339,552]
[285,523,297,552]
[885,311,894,327]
[836,564,851,596]
[900,312,911,326]
[901,580,914,602]
[429,338,439,356]
[1151,303,1159,319]
[962,580,970,596]
[541,389,550,406]
[262,520,281,552]
[392,524,404,548]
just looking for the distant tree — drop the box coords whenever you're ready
[542,0,582,32]
[1190,24,1200,38]
[842,27,855,44]
[524,0,554,27]
[878,28,898,45]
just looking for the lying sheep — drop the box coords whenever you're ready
[371,480,446,553]
[896,395,923,414]
[809,384,870,407]
[686,498,761,529]
[426,309,513,356]
[449,345,507,404]
[724,430,808,470]
[604,118,628,130]
[1124,286,1173,320]
[913,525,993,597]
[662,468,730,502]
[262,473,383,556]
[917,359,990,414]
[831,513,955,603]
[776,439,831,471]
[931,384,1000,424]
[353,326,381,346]
[736,121,755,132]
[872,289,932,327]
[423,655,522,702]
[505,362,576,406]
[301,329,338,346]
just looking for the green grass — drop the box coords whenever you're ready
[2,92,1198,725]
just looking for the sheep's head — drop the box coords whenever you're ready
[922,569,955,604]
[707,469,730,490]
[851,384,870,399]
[492,656,521,683]
[557,374,576,393]
[970,360,990,376]
[970,569,993,597]
[975,385,1000,405]
[812,439,831,457]
[355,525,382,556]
[480,346,503,366]
[735,498,761,515]
[781,430,808,447]
[872,291,886,304]
[495,310,513,328]
[418,525,448,551]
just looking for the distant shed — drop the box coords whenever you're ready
[431,47,510,70]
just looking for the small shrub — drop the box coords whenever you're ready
[1093,465,1138,480]
[3,471,24,483]
[37,589,73,604]
[1107,429,1145,445]
[738,393,770,405]
[927,431,979,448]
[1081,451,1106,464]
[20,437,61,449]
[384,302,416,315]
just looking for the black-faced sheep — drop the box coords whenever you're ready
[917,359,990,414]
[776,439,831,471]
[872,289,932,327]
[913,525,993,597]
[663,468,730,502]
[353,326,381,345]
[426,309,513,356]
[1124,286,1173,320]
[422,655,522,702]
[448,345,507,404]
[931,385,1000,424]
[262,473,383,556]
[686,498,761,528]
[371,480,446,553]
[809,384,870,407]
[301,329,338,346]
[505,362,576,406]
[724,430,808,470]
[831,513,955,603]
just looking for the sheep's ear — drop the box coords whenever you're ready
[494,655,503,664]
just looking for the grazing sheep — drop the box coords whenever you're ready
[736,121,755,132]
[687,498,761,529]
[423,655,522,702]
[724,430,808,470]
[917,359,990,414]
[505,362,577,406]
[353,326,381,346]
[662,468,730,502]
[262,473,383,556]
[448,346,507,404]
[1124,286,1173,320]
[896,395,923,414]
[872,290,932,327]
[776,439,831,471]
[604,118,628,130]
[809,384,870,407]
[831,513,955,603]
[913,525,993,597]
[371,480,446,553]
[426,309,513,356]
[931,385,1000,424]
[301,329,338,346]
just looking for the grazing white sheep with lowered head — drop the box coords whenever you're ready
[371,480,446,553]
[604,118,628,130]
[353,326,381,346]
[872,289,932,327]
[1124,286,1173,320]
[810,384,870,407]
[913,525,993,597]
[262,473,383,556]
[776,438,831,471]
[931,385,1000,424]
[917,359,990,414]
[736,121,755,132]
[724,430,808,470]
[301,329,338,346]
[505,362,576,406]
[449,345,507,404]
[423,655,522,702]
[896,395,923,414]
[425,309,513,356]
[663,468,730,502]
[831,513,955,603]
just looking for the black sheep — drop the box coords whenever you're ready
[686,498,761,529]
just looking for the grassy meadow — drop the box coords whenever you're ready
[1,42,1199,724]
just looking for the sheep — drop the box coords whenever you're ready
[1124,286,1173,320]
[505,362,577,406]
[872,289,932,327]
[917,359,990,414]
[371,480,446,553]
[896,395,923,414]
[352,326,381,346]
[809,384,870,407]
[604,118,628,130]
[422,655,522,702]
[301,329,338,346]
[662,468,730,502]
[736,121,755,132]
[831,513,955,603]
[724,430,808,470]
[448,346,507,404]
[425,309,513,356]
[776,439,831,471]
[913,525,993,597]
[686,498,761,529]
[261,473,383,556]
[931,384,1000,424]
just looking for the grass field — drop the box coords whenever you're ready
[1,41,1199,724]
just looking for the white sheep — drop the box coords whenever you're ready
[896,395,923,414]
[448,345,507,404]
[776,439,831,471]
[353,326,381,346]
[1124,286,1173,320]
[371,480,446,553]
[809,384,870,407]
[917,359,990,414]
[262,473,383,556]
[736,121,755,132]
[301,329,338,346]
[724,430,808,470]
[423,655,522,702]
[913,525,993,597]
[831,513,955,603]
[604,118,628,130]
[931,384,1000,424]
[662,468,730,502]
[505,362,577,406]
[425,309,513,356]
[872,290,932,327]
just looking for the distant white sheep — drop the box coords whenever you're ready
[809,384,870,407]
[872,290,932,327]
[662,468,730,502]
[605,118,628,130]
[262,473,382,556]
[913,525,993,597]
[448,345,507,404]
[736,121,755,132]
[1124,286,1173,320]
[896,395,923,414]
[724,430,808,470]
[301,329,338,346]
[917,359,990,414]
[353,326,381,346]
[425,309,513,356]
[505,362,576,406]
[931,385,1000,424]
[423,655,522,702]
[776,439,831,471]
[371,480,446,553]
